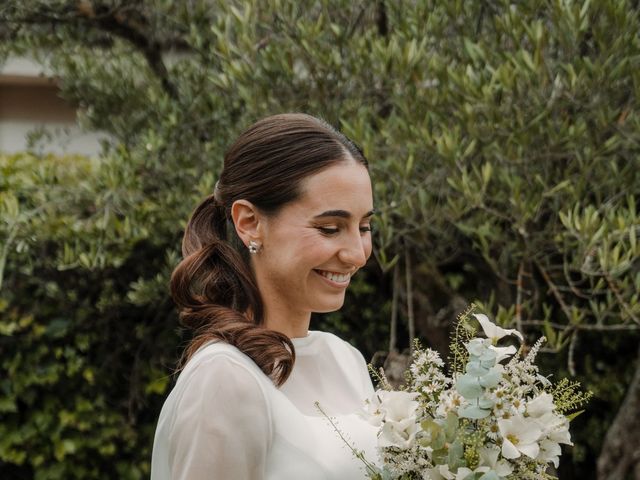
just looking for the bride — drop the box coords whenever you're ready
[150,113,380,479]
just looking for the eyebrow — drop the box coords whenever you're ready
[313,208,376,220]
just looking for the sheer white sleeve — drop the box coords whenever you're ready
[167,354,273,480]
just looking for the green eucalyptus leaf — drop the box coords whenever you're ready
[459,405,492,419]
[456,374,484,399]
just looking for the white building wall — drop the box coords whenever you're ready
[0,57,105,157]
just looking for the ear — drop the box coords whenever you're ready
[230,199,264,247]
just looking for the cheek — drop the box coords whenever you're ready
[302,234,337,258]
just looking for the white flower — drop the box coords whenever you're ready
[526,392,555,418]
[508,397,526,416]
[530,406,572,446]
[379,391,420,422]
[426,465,455,480]
[498,415,542,459]
[478,446,513,476]
[379,417,420,449]
[532,411,572,467]
[375,391,421,449]
[537,438,563,467]
[475,313,524,344]
[455,466,491,479]
[413,348,445,368]
[546,416,572,445]
[488,344,517,362]
[435,390,466,417]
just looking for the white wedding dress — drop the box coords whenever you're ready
[150,330,380,479]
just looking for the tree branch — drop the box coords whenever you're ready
[535,259,574,322]
[521,319,640,332]
[604,272,640,326]
[3,1,182,99]
[80,2,179,99]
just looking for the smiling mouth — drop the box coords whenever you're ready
[314,269,352,283]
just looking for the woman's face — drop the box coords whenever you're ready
[252,160,374,320]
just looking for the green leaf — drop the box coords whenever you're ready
[456,374,484,399]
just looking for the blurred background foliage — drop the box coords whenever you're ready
[1,0,639,478]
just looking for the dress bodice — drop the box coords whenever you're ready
[150,330,380,479]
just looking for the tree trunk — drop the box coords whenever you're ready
[597,344,640,480]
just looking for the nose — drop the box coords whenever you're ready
[337,230,370,270]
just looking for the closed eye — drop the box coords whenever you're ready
[317,227,339,235]
[317,225,373,235]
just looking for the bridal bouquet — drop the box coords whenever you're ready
[323,307,591,480]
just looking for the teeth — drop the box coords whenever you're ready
[318,270,350,283]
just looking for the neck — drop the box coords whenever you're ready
[261,305,311,339]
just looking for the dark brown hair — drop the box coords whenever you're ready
[169,113,368,386]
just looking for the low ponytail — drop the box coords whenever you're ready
[169,113,368,387]
[170,194,295,386]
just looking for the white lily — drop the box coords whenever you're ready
[475,313,524,344]
[488,345,517,362]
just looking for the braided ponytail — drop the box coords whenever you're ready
[170,113,368,386]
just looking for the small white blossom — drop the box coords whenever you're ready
[435,390,466,418]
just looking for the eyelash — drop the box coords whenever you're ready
[317,226,373,235]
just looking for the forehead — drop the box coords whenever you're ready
[288,161,373,216]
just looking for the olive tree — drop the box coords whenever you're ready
[1,1,638,478]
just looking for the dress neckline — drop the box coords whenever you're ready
[289,330,318,348]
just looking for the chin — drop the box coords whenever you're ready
[312,300,346,313]
[307,289,348,313]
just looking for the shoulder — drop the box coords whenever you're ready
[172,341,275,414]
[170,341,275,429]
[179,341,270,388]
[163,341,275,454]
